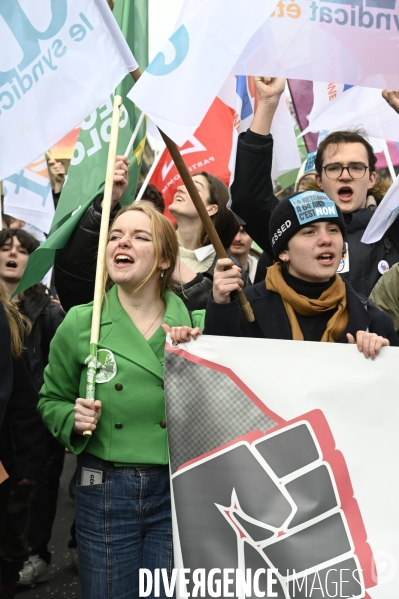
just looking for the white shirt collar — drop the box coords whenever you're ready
[193,244,215,262]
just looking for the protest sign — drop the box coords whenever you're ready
[164,334,399,598]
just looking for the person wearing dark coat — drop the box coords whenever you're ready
[17,291,65,392]
[0,302,12,432]
[230,77,399,298]
[202,192,399,354]
[0,285,46,599]
[0,229,65,588]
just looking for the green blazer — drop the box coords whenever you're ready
[38,285,205,465]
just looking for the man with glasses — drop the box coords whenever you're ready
[230,77,399,296]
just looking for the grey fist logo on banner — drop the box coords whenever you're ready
[173,415,371,598]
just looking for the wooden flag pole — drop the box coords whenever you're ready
[129,69,255,322]
[83,95,122,436]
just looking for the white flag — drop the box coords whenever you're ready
[301,86,399,143]
[129,0,277,145]
[307,82,349,124]
[0,0,137,181]
[130,0,399,145]
[3,156,55,234]
[362,174,399,244]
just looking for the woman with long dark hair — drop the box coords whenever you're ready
[169,172,249,309]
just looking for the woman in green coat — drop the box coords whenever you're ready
[39,204,204,599]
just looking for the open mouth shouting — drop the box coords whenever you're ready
[337,186,353,202]
[6,260,17,268]
[317,252,335,266]
[114,254,134,267]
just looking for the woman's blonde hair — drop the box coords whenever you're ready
[103,204,179,298]
[0,279,31,358]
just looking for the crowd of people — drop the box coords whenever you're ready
[1,78,399,599]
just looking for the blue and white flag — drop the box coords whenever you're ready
[0,0,137,181]
[3,156,54,233]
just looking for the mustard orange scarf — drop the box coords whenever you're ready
[265,263,349,342]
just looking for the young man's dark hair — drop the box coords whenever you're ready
[135,182,165,213]
[315,130,377,174]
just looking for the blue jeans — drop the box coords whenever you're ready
[75,453,173,599]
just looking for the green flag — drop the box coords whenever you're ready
[15,0,148,296]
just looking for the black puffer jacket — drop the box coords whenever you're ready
[54,196,248,312]
[0,352,46,483]
[18,292,65,392]
[231,131,399,297]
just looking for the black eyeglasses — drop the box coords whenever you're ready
[322,163,371,180]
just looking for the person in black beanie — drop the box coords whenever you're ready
[192,190,399,356]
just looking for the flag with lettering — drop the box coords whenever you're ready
[3,155,55,233]
[130,0,399,146]
[150,97,234,221]
[164,334,399,598]
[14,0,146,297]
[0,0,137,182]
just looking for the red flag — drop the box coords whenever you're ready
[150,97,234,221]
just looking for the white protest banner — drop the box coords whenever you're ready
[301,85,399,142]
[362,174,399,243]
[3,156,54,234]
[164,335,399,599]
[130,0,399,146]
[0,0,137,181]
